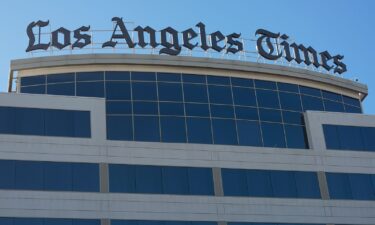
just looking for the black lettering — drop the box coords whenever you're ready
[134,25,158,48]
[210,31,225,52]
[72,26,91,49]
[196,22,209,51]
[255,29,282,60]
[26,20,50,52]
[51,27,71,50]
[103,17,135,48]
[333,55,347,74]
[182,28,198,50]
[160,27,181,56]
[319,51,334,71]
[290,43,320,68]
[226,33,243,54]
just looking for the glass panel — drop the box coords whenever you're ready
[134,116,160,142]
[277,82,299,93]
[232,87,256,106]
[47,83,75,96]
[15,161,43,190]
[246,170,273,197]
[43,162,72,191]
[135,165,162,194]
[21,85,46,94]
[348,173,375,200]
[324,100,345,112]
[254,80,276,90]
[76,71,104,81]
[106,101,132,114]
[183,83,208,103]
[322,90,342,102]
[300,86,321,97]
[294,171,321,198]
[182,74,206,83]
[133,102,158,115]
[259,108,282,123]
[185,103,209,117]
[162,166,189,194]
[109,164,136,193]
[362,127,375,151]
[21,75,46,86]
[337,125,364,150]
[344,105,362,113]
[15,108,44,135]
[207,75,230,85]
[72,163,99,192]
[131,72,156,81]
[47,73,75,83]
[301,95,324,111]
[235,106,258,120]
[208,85,233,104]
[222,169,248,196]
[212,119,238,145]
[73,220,100,225]
[44,109,74,137]
[0,160,15,189]
[0,218,13,225]
[342,95,361,107]
[186,117,212,144]
[14,218,43,225]
[323,125,340,149]
[111,220,138,225]
[327,173,352,199]
[270,170,297,198]
[236,120,262,146]
[74,111,91,138]
[231,77,254,87]
[0,107,16,134]
[188,168,214,195]
[76,81,104,97]
[157,72,181,82]
[107,116,133,140]
[158,82,183,101]
[106,81,131,100]
[44,218,72,225]
[210,104,234,118]
[279,92,302,111]
[261,122,286,148]
[106,71,130,80]
[282,111,304,125]
[285,125,308,149]
[132,82,157,101]
[256,90,280,109]
[159,102,184,116]
[160,116,187,143]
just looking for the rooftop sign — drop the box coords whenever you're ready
[25,17,347,74]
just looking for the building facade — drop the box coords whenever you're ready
[0,54,374,225]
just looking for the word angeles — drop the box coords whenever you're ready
[26,17,347,74]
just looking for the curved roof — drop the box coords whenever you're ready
[9,54,368,100]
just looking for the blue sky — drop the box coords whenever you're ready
[0,0,374,113]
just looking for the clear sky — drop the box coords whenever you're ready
[0,0,374,113]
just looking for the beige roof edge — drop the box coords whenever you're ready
[10,53,368,100]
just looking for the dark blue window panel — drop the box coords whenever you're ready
[74,111,91,138]
[261,122,286,148]
[279,92,302,111]
[135,166,162,193]
[301,95,324,111]
[282,111,304,125]
[72,163,99,192]
[188,167,214,195]
[285,125,308,149]
[158,82,183,101]
[47,83,75,96]
[300,86,321,97]
[322,90,342,102]
[0,160,15,189]
[344,105,362,113]
[76,71,104,81]
[21,85,46,94]
[231,77,254,87]
[246,170,273,197]
[0,218,13,225]
[294,171,321,198]
[235,106,258,120]
[138,221,163,225]
[162,167,189,194]
[44,218,72,225]
[159,102,184,116]
[157,72,181,82]
[212,119,238,145]
[15,161,43,190]
[14,218,43,225]
[43,162,72,191]
[132,82,157,101]
[270,170,297,198]
[134,116,160,142]
[254,80,276,90]
[207,76,230,85]
[259,108,282,123]
[237,120,262,147]
[131,72,156,81]
[232,87,256,106]
[76,81,104,97]
[342,95,361,107]
[362,127,375,151]
[185,103,209,117]
[222,169,248,196]
[44,109,74,137]
[327,173,352,199]
[348,174,375,200]
[21,75,46,86]
[324,100,345,112]
[277,82,299,93]
[15,108,44,135]
[106,101,132,114]
[107,116,133,140]
[160,116,187,143]
[210,104,234,118]
[208,85,233,104]
[72,219,100,225]
[182,74,206,83]
[106,71,130,80]
[183,83,208,103]
[133,102,158,115]
[106,81,131,100]
[337,125,364,150]
[111,220,138,225]
[186,117,212,144]
[47,73,75,83]
[256,90,280,109]
[109,164,136,193]
[323,125,340,150]
[0,107,15,134]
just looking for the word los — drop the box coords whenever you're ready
[25,17,347,74]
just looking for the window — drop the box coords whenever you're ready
[207,75,230,85]
[131,72,156,81]
[261,122,286,148]
[231,77,254,87]
[76,82,104,97]
[183,83,208,103]
[185,103,209,117]
[21,85,46,94]
[259,108,282,123]
[133,102,158,115]
[76,71,104,81]
[72,163,99,192]
[277,82,299,93]
[246,170,273,197]
[188,167,214,195]
[132,82,157,101]
[256,89,280,109]
[285,125,308,149]
[210,104,234,118]
[212,119,237,145]
[15,161,43,190]
[162,167,189,194]
[134,116,160,142]
[208,85,233,104]
[47,83,75,96]
[326,173,352,199]
[235,106,258,120]
[186,117,212,144]
[222,169,248,196]
[270,170,297,197]
[106,101,132,114]
[157,72,181,82]
[182,74,206,83]
[301,95,324,111]
[254,80,276,90]
[106,71,130,81]
[21,75,46,86]
[323,100,344,112]
[0,160,15,189]
[106,81,131,100]
[160,116,187,143]
[47,73,75,83]
[232,87,256,106]
[158,82,183,101]
[236,120,262,147]
[294,171,321,198]
[15,108,44,135]
[300,86,321,97]
[135,165,163,194]
[279,92,302,111]
[107,116,133,140]
[43,162,72,191]
[159,102,184,116]
[109,164,136,193]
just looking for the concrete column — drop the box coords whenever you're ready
[212,167,224,196]
[100,163,109,193]
[101,218,110,225]
[317,171,330,200]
